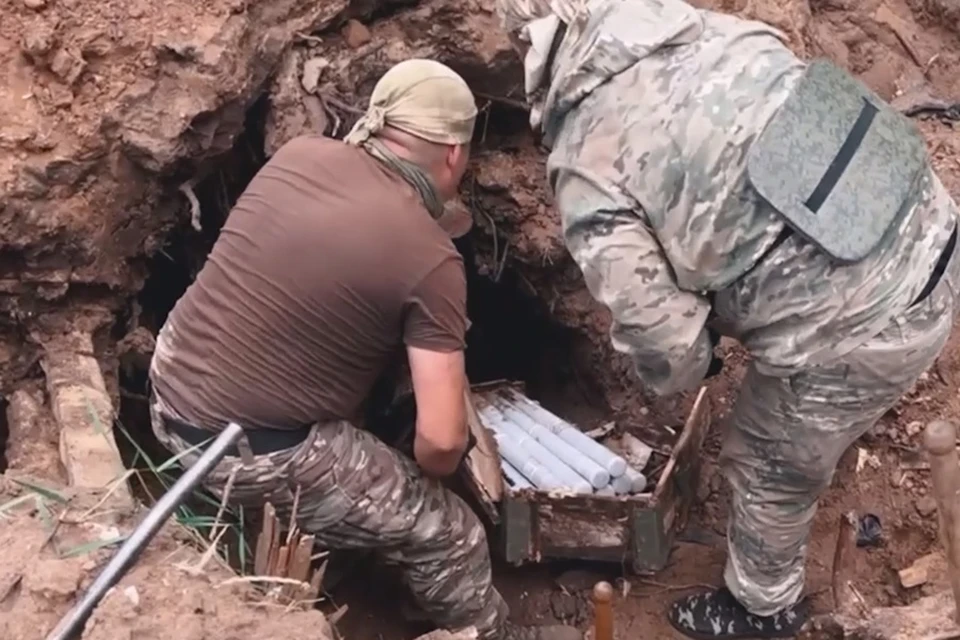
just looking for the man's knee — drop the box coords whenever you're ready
[408,487,490,557]
[722,375,852,500]
[729,447,838,495]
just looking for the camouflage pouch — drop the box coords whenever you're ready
[747,59,928,263]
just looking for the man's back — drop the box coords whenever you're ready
[547,6,956,375]
[150,135,467,431]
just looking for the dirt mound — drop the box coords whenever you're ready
[0,0,348,387]
[0,482,334,640]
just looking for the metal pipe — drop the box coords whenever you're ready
[481,405,593,494]
[923,419,960,624]
[611,467,648,495]
[488,397,611,489]
[45,422,246,640]
[505,389,628,477]
[555,427,628,479]
[501,459,534,489]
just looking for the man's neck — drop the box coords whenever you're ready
[376,136,443,197]
[378,136,413,162]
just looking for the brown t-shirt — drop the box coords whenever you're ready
[150,135,467,430]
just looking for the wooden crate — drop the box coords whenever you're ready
[461,385,712,574]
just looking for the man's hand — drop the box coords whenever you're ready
[407,346,468,477]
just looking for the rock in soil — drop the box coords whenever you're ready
[898,552,947,589]
[342,19,372,47]
[916,496,938,517]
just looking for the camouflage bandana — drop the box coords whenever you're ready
[345,59,478,220]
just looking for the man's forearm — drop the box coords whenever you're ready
[406,346,469,477]
[413,432,467,477]
[553,165,715,399]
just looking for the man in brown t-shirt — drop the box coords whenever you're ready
[147,60,580,640]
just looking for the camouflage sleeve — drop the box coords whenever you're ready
[551,164,714,396]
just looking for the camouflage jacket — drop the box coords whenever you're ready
[543,1,957,394]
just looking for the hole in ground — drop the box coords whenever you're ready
[457,232,606,421]
[117,95,606,637]
[136,96,269,335]
[114,96,271,573]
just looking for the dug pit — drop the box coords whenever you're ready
[2,0,960,637]
[108,92,634,638]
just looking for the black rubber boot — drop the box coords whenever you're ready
[667,588,809,639]
[501,621,582,640]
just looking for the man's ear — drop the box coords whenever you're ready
[446,143,471,177]
[445,143,464,171]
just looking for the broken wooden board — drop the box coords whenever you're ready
[252,501,325,606]
[463,386,503,521]
[874,3,930,68]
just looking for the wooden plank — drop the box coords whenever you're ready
[631,509,669,573]
[275,544,290,577]
[874,3,928,68]
[309,559,327,601]
[288,535,315,584]
[654,386,711,498]
[501,497,533,566]
[41,332,134,512]
[462,386,503,510]
[254,503,278,576]
[652,386,711,534]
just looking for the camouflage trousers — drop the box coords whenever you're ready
[148,395,509,638]
[721,232,960,616]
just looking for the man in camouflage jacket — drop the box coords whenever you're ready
[495,0,960,637]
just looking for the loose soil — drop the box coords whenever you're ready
[0,478,334,640]
[1,0,960,638]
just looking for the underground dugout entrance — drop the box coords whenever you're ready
[122,95,607,433]
[112,98,613,637]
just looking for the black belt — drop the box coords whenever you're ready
[750,223,956,307]
[162,414,311,457]
[709,223,957,311]
[911,224,957,308]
